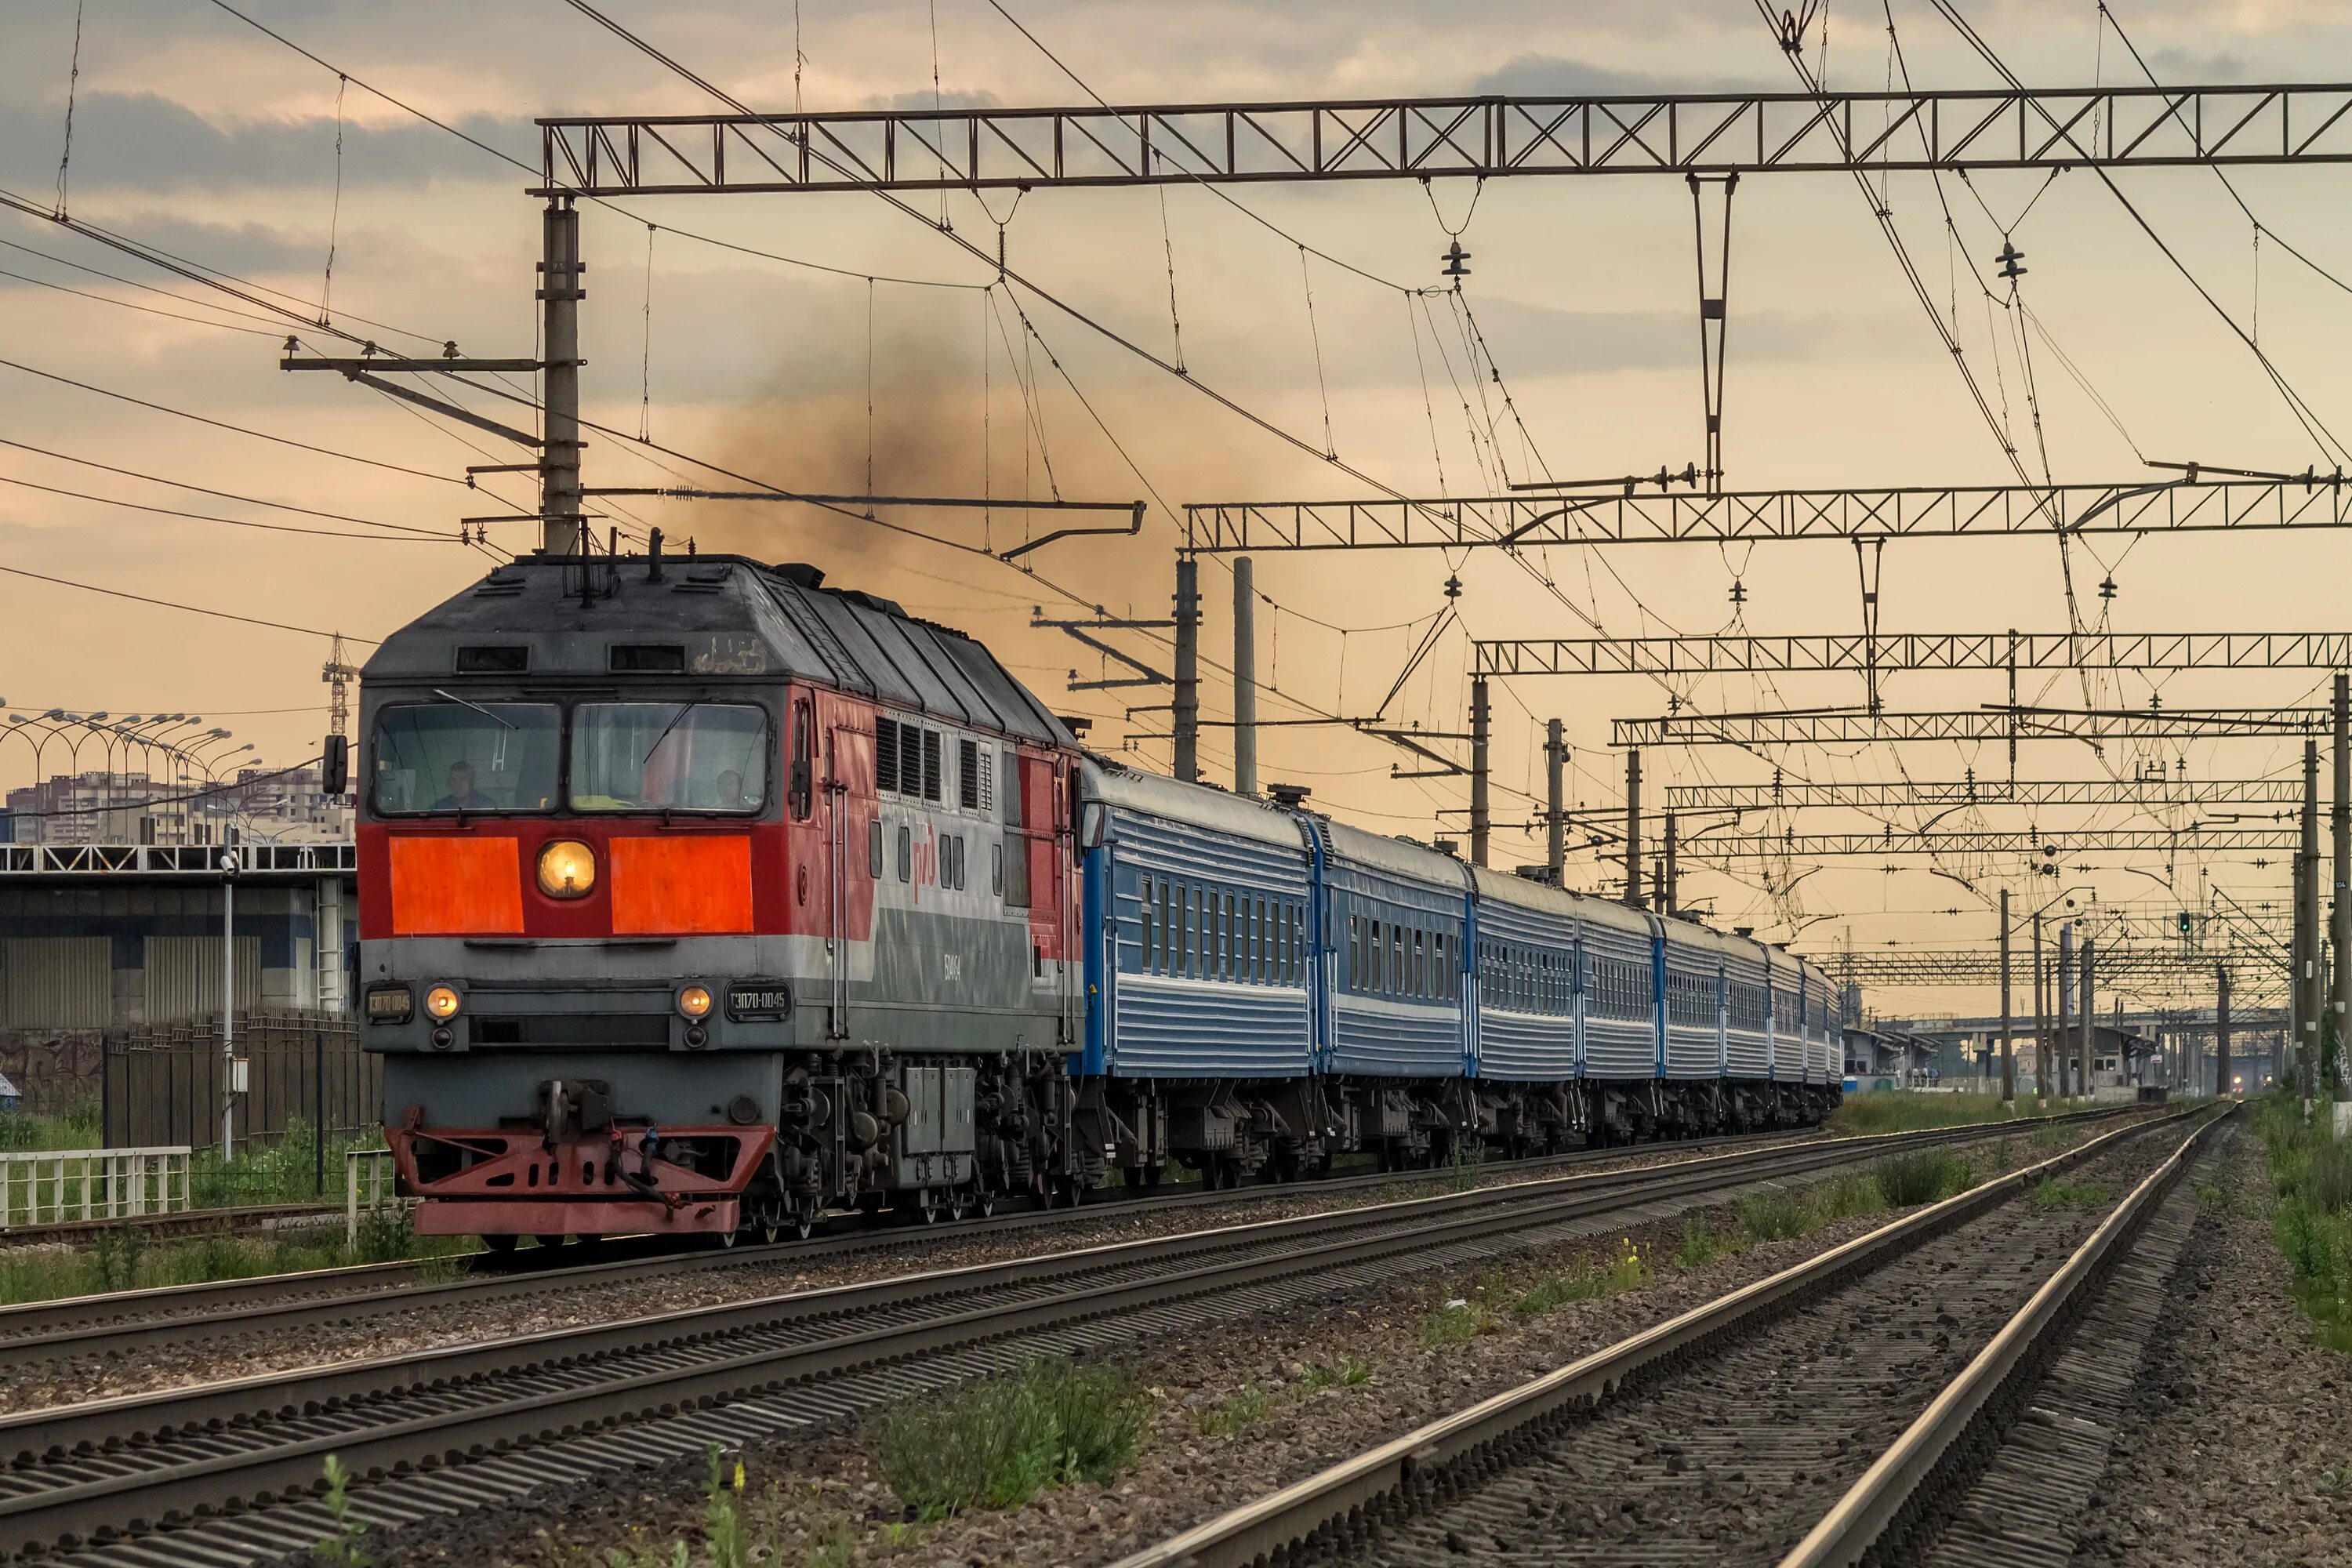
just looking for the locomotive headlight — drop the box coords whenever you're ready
[423,984,463,1021]
[536,839,597,898]
[677,984,714,1019]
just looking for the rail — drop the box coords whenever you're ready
[0,1147,189,1229]
[1105,1106,2205,1568]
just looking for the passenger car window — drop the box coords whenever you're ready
[372,702,560,815]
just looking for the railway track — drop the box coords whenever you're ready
[0,1109,2131,1564]
[1109,1103,2222,1568]
[0,1112,2129,1374]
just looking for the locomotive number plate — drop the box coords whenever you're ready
[727,984,793,1021]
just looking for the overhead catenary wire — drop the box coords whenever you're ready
[0,563,376,643]
[0,474,462,543]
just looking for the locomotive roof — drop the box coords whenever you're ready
[361,554,1073,748]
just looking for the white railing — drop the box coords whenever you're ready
[345,1148,408,1244]
[0,1146,191,1228]
[0,841,356,877]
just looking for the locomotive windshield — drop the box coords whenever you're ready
[570,702,770,813]
[372,702,561,814]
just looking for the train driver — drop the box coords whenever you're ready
[433,759,494,811]
[713,768,751,811]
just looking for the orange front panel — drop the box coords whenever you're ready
[390,837,524,935]
[610,835,754,935]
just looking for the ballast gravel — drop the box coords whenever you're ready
[2069,1123,2352,1566]
[279,1119,2151,1568]
[0,1126,1903,1414]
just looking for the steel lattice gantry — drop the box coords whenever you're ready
[1477,632,2352,678]
[1612,706,2328,748]
[1812,946,2285,985]
[1661,779,2305,810]
[538,85,2352,195]
[1184,477,2352,551]
[1680,827,2295,860]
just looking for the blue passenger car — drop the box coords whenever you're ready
[1467,867,1579,1083]
[1312,818,1470,1080]
[1080,762,1312,1080]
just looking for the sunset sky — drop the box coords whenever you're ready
[7,0,2352,1016]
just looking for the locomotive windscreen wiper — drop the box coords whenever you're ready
[641,699,706,764]
[432,688,518,730]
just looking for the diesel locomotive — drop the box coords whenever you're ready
[358,549,1840,1243]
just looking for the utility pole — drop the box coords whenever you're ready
[2033,912,2047,1102]
[1662,811,1679,916]
[1171,556,1200,784]
[2216,965,2231,1098]
[1232,556,1257,797]
[1544,718,1566,884]
[1624,749,1645,909]
[218,829,239,1157]
[2057,923,2074,1100]
[2303,735,2322,1115]
[1468,676,1490,867]
[2335,672,2350,1126]
[2079,936,2096,1099]
[1999,888,2014,1103]
[539,195,584,555]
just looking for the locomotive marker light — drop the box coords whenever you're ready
[677,985,714,1017]
[537,839,597,898]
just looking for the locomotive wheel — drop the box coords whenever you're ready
[975,1190,997,1218]
[483,1234,519,1255]
[532,1234,564,1251]
[760,1221,782,1245]
[718,1227,739,1248]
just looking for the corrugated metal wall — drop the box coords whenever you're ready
[0,938,114,1029]
[143,936,262,1022]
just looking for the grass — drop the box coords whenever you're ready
[1873,1149,1975,1207]
[2256,1093,2352,1354]
[1298,1355,1371,1391]
[2031,1180,2114,1209]
[1828,1091,2052,1138]
[1674,1214,1733,1270]
[0,1102,102,1152]
[311,1454,372,1568]
[871,1359,1145,1520]
[1198,1384,1270,1436]
[0,1224,468,1308]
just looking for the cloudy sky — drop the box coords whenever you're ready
[6,0,2352,1018]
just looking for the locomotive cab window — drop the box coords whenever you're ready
[372,701,561,815]
[571,702,770,813]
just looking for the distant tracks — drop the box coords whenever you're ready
[1110,1105,2222,1568]
[0,1114,2114,1564]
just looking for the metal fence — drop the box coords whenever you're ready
[100,1012,381,1203]
[0,1146,190,1227]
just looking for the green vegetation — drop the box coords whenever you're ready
[311,1454,372,1568]
[2256,1094,2352,1354]
[1420,1294,1498,1345]
[1674,1214,1731,1270]
[1873,1149,1976,1207]
[1198,1383,1269,1436]
[872,1359,1145,1520]
[1298,1355,1371,1390]
[2031,1180,2114,1209]
[0,1102,102,1152]
[0,1225,469,1308]
[1828,1091,2054,1138]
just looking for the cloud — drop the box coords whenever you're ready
[0,91,528,194]
[1470,54,1774,98]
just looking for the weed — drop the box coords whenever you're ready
[872,1359,1145,1519]
[1509,1265,1600,1316]
[1733,1189,1816,1241]
[91,1223,146,1292]
[1605,1236,1646,1293]
[2031,1181,2114,1209]
[1418,1297,1495,1347]
[1674,1215,1732,1270]
[1815,1173,1889,1221]
[802,1513,857,1568]
[0,1102,102,1152]
[1199,1384,1269,1437]
[1439,1135,1488,1193]
[354,1210,413,1265]
[1875,1149,1973,1207]
[2256,1093,2352,1352]
[311,1454,372,1568]
[1298,1356,1371,1390]
[2031,1123,2072,1152]
[2194,1181,2231,1213]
